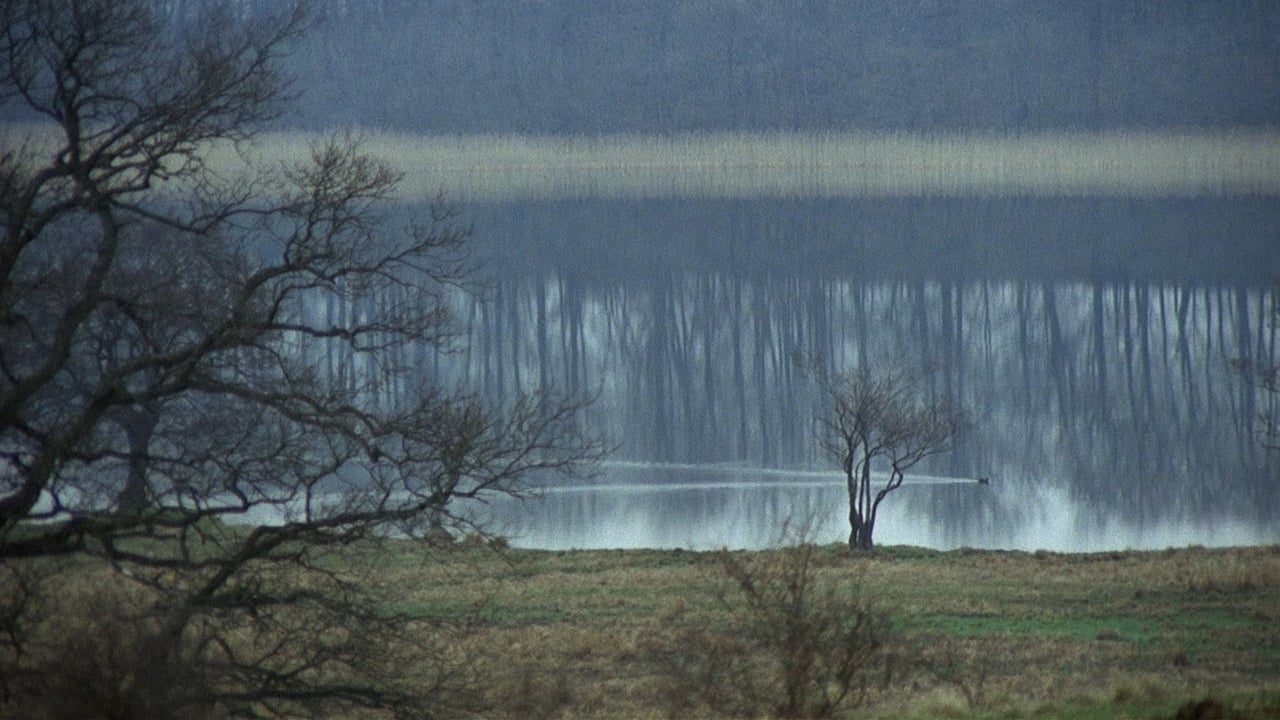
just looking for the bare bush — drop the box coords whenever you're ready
[920,636,991,711]
[651,541,895,719]
[0,550,490,720]
[0,561,212,719]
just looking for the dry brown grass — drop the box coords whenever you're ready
[395,543,1280,719]
[5,544,1278,719]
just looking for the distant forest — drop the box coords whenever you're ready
[224,0,1280,134]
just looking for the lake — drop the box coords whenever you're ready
[181,130,1280,552]
[473,463,1278,552]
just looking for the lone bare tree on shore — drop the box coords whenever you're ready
[0,1,603,716]
[815,366,963,552]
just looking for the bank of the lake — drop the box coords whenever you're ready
[369,541,1279,719]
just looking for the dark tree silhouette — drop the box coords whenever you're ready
[0,1,602,717]
[814,365,963,552]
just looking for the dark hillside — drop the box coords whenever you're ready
[268,0,1279,134]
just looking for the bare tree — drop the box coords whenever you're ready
[815,366,963,552]
[0,1,603,717]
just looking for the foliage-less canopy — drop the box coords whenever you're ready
[814,364,964,552]
[0,1,602,716]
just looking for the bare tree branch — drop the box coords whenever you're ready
[810,361,965,552]
[0,2,602,716]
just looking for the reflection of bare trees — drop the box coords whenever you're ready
[460,273,1278,525]
[1232,284,1280,456]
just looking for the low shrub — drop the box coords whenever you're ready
[649,541,895,719]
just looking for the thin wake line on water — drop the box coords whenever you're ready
[529,460,986,493]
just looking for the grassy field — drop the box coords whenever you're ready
[5,538,1277,718]
[349,540,1280,719]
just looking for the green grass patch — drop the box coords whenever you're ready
[906,612,1165,643]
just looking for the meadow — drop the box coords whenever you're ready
[6,528,1278,718]
[352,540,1279,719]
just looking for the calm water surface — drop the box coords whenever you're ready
[472,464,1278,552]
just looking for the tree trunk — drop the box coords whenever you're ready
[848,515,874,552]
[116,406,158,512]
[847,507,864,552]
[847,476,875,552]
